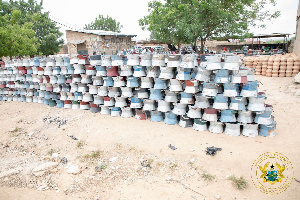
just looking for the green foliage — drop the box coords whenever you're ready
[84,14,123,33]
[0,9,38,57]
[139,0,280,53]
[0,0,64,56]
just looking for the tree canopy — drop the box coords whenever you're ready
[84,14,123,33]
[0,0,64,56]
[139,0,280,53]
[0,9,38,57]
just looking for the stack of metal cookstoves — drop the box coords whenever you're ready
[0,53,276,137]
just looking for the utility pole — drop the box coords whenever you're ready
[293,0,300,56]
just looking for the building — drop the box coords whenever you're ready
[66,30,137,55]
[294,0,300,56]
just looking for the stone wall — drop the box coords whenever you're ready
[66,30,135,55]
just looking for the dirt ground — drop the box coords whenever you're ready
[0,75,299,200]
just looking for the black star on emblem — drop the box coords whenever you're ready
[271,164,275,169]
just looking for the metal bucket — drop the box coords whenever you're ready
[88,85,98,95]
[259,121,276,137]
[141,77,153,88]
[146,66,159,78]
[135,109,147,120]
[130,97,143,108]
[115,97,127,107]
[194,95,210,108]
[180,54,196,68]
[113,76,125,87]
[96,65,107,77]
[111,107,121,117]
[202,108,218,121]
[85,65,96,76]
[176,68,191,80]
[187,105,202,118]
[154,78,167,89]
[152,54,166,67]
[247,93,266,112]
[167,54,181,67]
[92,76,103,86]
[120,65,133,76]
[164,111,178,125]
[108,87,120,97]
[193,119,207,131]
[180,92,194,104]
[206,55,222,70]
[143,99,156,111]
[103,96,115,107]
[93,95,104,105]
[90,55,102,66]
[82,92,93,102]
[90,103,100,113]
[133,65,146,77]
[106,66,119,77]
[184,80,199,93]
[213,94,228,110]
[127,54,140,66]
[121,107,133,118]
[101,106,111,115]
[126,77,139,88]
[111,55,124,66]
[202,82,217,97]
[159,67,174,79]
[77,83,88,93]
[120,87,133,98]
[149,89,163,100]
[242,124,258,137]
[157,100,171,112]
[103,76,114,87]
[179,115,193,128]
[220,109,236,122]
[240,81,258,97]
[237,110,253,124]
[150,111,163,122]
[229,97,246,110]
[73,64,85,74]
[224,122,240,136]
[208,121,224,133]
[136,88,149,99]
[169,79,183,92]
[101,55,112,66]
[140,54,152,66]
[172,103,187,115]
[223,55,240,70]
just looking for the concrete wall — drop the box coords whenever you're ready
[293,0,300,56]
[66,30,135,55]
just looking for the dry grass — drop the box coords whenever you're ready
[83,150,103,161]
[201,171,215,181]
[229,175,248,190]
[76,141,84,148]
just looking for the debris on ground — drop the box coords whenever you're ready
[205,146,222,156]
[168,144,177,150]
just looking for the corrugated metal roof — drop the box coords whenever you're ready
[66,29,137,37]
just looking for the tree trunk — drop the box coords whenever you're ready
[200,38,206,54]
[194,38,199,54]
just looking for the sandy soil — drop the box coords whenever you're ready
[0,76,299,200]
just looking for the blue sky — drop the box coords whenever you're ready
[41,0,299,41]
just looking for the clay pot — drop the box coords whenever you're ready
[279,73,285,77]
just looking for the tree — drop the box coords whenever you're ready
[0,0,64,56]
[0,10,38,57]
[84,14,123,33]
[139,0,280,53]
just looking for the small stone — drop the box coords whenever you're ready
[294,72,300,83]
[67,165,81,174]
[109,157,118,162]
[215,194,221,199]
